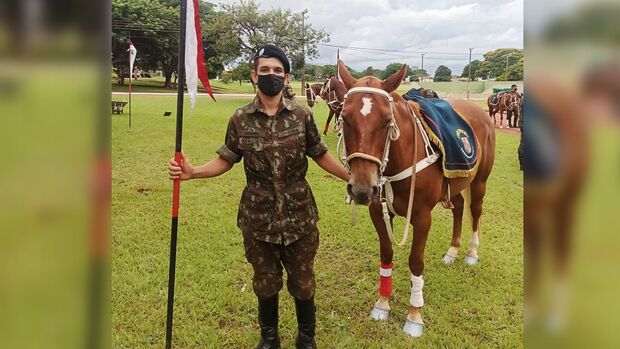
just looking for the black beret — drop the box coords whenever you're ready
[253,44,290,73]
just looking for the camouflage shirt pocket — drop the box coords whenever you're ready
[284,183,318,228]
[238,186,274,232]
[278,126,306,171]
[238,135,267,173]
[238,136,264,151]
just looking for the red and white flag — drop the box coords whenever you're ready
[128,40,137,82]
[185,0,216,107]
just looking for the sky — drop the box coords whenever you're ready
[213,0,523,75]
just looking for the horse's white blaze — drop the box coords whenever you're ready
[361,97,373,117]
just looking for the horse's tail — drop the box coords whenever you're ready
[462,184,473,229]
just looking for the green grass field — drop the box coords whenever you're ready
[112,76,522,97]
[112,95,523,348]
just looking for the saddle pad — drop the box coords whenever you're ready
[403,88,479,178]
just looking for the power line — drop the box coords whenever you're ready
[318,43,487,57]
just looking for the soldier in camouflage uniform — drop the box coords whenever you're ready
[283,84,296,101]
[168,44,349,349]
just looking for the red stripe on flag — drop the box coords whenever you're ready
[192,0,216,101]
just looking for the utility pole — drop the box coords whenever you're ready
[300,9,308,95]
[467,47,473,99]
[421,53,425,72]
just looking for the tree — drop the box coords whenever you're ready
[321,65,337,79]
[112,0,239,88]
[434,65,452,82]
[112,0,176,85]
[461,59,481,81]
[362,66,376,77]
[201,2,242,80]
[230,63,252,85]
[222,0,329,65]
[410,68,428,82]
[381,63,411,80]
[475,48,523,80]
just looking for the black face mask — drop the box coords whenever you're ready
[257,74,285,96]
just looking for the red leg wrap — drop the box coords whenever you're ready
[378,262,394,297]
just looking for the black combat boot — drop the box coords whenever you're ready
[256,294,280,349]
[294,297,317,349]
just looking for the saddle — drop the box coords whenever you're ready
[490,92,506,105]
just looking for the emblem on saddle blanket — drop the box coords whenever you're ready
[456,129,474,158]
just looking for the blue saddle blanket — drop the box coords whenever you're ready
[403,88,479,177]
[490,92,506,104]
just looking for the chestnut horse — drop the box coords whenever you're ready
[337,59,495,337]
[305,77,347,134]
[305,83,323,108]
[488,92,519,128]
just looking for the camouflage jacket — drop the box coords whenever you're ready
[283,84,296,100]
[216,95,328,245]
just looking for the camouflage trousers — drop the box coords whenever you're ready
[243,228,319,300]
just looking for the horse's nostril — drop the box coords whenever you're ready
[347,184,353,196]
[372,186,379,197]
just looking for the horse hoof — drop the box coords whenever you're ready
[442,254,457,264]
[402,319,423,337]
[464,255,478,265]
[370,305,390,321]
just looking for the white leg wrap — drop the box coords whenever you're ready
[409,274,424,307]
[469,231,479,252]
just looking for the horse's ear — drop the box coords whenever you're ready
[337,59,357,89]
[382,64,407,93]
[305,83,310,88]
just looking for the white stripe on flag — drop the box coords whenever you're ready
[185,0,198,109]
[128,43,137,83]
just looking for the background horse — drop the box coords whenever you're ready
[488,92,518,128]
[337,59,495,338]
[305,83,323,107]
[319,76,347,135]
[305,78,347,134]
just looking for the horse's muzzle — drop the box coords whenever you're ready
[347,183,379,206]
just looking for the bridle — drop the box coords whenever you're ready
[503,93,518,111]
[335,87,400,174]
[321,78,343,110]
